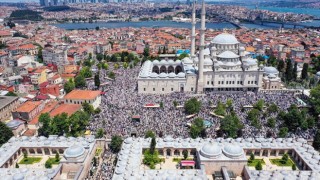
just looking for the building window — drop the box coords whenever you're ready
[240,81,243,85]
[237,81,239,84]
[255,81,257,84]
[251,81,254,84]
[218,81,220,84]
[144,88,146,91]
[248,81,250,84]
[222,81,224,84]
[191,88,194,91]
[226,81,229,84]
[171,88,173,91]
[162,88,164,91]
[153,88,155,91]
[207,81,209,85]
[211,81,213,85]
[232,81,235,84]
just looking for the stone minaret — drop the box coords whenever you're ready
[190,0,196,57]
[197,0,205,93]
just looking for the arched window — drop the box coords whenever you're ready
[175,66,183,74]
[168,66,174,73]
[152,66,159,74]
[160,66,167,73]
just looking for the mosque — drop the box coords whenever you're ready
[138,1,267,94]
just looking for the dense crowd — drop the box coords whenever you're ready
[88,66,313,140]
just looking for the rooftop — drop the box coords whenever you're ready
[64,90,101,100]
[0,96,19,110]
[49,103,82,117]
[14,101,42,113]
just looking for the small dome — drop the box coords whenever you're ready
[140,73,149,78]
[212,33,239,44]
[204,57,213,65]
[244,59,257,66]
[13,173,24,180]
[168,72,176,78]
[200,143,222,159]
[6,120,23,129]
[159,73,168,78]
[217,51,239,59]
[175,60,182,65]
[64,145,85,158]
[164,136,174,142]
[168,59,174,65]
[153,60,160,65]
[223,144,244,158]
[125,137,133,144]
[316,71,320,76]
[183,57,193,64]
[268,74,276,78]
[160,60,167,65]
[239,46,245,51]
[177,72,185,78]
[150,73,158,78]
[264,67,279,75]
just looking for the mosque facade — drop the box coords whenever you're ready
[138,1,265,94]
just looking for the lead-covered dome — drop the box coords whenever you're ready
[264,67,279,75]
[212,33,239,44]
[64,145,85,158]
[200,143,222,159]
[6,120,23,129]
[223,144,243,159]
[217,51,239,59]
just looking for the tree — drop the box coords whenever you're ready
[23,151,28,159]
[93,157,97,167]
[310,85,320,115]
[114,63,119,69]
[55,152,60,162]
[143,47,150,57]
[267,103,278,113]
[184,97,201,115]
[255,161,262,170]
[38,113,52,137]
[277,60,285,73]
[110,135,123,153]
[45,161,52,168]
[190,118,206,139]
[292,164,296,170]
[64,79,75,93]
[94,74,100,88]
[79,67,92,78]
[150,137,156,154]
[75,75,86,88]
[96,53,103,61]
[250,153,255,161]
[94,108,101,114]
[160,101,163,108]
[123,62,128,69]
[267,118,276,128]
[220,114,243,138]
[95,128,104,139]
[301,63,308,80]
[82,102,95,115]
[145,130,156,138]
[247,108,260,122]
[5,91,18,96]
[108,72,115,79]
[313,130,320,150]
[282,105,304,131]
[278,127,288,138]
[293,62,298,80]
[253,99,264,111]
[285,59,294,82]
[37,47,43,63]
[214,101,226,116]
[183,150,188,160]
[15,163,19,168]
[173,100,178,108]
[178,52,189,60]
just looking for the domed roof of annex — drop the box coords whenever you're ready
[211,33,239,45]
[64,145,85,158]
[223,144,244,158]
[200,143,222,158]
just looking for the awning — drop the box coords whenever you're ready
[181,160,195,167]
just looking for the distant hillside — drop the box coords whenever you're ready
[9,10,43,21]
[43,6,71,12]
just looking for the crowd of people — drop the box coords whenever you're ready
[89,65,314,179]
[88,66,313,140]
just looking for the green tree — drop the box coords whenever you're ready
[310,85,320,115]
[94,73,100,88]
[278,127,288,138]
[38,113,52,137]
[247,108,260,122]
[5,91,18,96]
[183,150,188,160]
[55,152,60,162]
[267,103,278,113]
[255,161,262,170]
[23,151,28,159]
[250,153,255,161]
[95,128,104,139]
[110,135,123,153]
[145,130,156,139]
[301,63,308,80]
[220,114,243,138]
[123,62,128,69]
[178,52,189,60]
[45,161,52,168]
[190,118,206,139]
[108,72,115,79]
[82,102,95,115]
[283,105,304,131]
[150,137,156,154]
[292,164,296,170]
[114,63,119,69]
[74,75,86,88]
[67,111,90,137]
[285,59,294,82]
[50,113,69,136]
[143,47,150,57]
[64,79,75,93]
[313,130,320,150]
[293,62,298,80]
[214,101,226,116]
[79,67,92,78]
[93,156,97,167]
[15,163,19,168]
[37,47,43,63]
[184,97,201,115]
[267,118,276,128]
[277,60,285,73]
[96,53,103,61]
[173,100,178,108]
[253,99,264,111]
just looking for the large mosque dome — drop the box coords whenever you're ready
[211,33,239,44]
[64,145,85,158]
